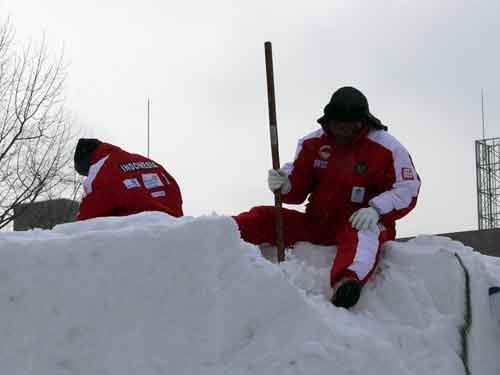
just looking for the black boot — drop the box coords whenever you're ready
[331,278,362,308]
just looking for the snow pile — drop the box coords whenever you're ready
[0,213,499,374]
[0,213,223,374]
[223,236,500,375]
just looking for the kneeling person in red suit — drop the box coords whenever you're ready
[74,138,183,220]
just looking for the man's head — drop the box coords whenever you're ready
[74,138,102,176]
[317,86,387,144]
[323,119,365,145]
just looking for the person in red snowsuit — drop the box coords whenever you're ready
[234,86,420,308]
[74,138,183,220]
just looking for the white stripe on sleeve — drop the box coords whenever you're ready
[367,131,420,215]
[282,128,324,176]
[83,155,110,195]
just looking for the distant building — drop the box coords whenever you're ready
[13,199,79,231]
[398,228,500,258]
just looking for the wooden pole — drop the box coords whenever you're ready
[264,41,285,263]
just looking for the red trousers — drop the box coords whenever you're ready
[234,206,395,287]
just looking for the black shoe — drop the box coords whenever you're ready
[331,278,362,308]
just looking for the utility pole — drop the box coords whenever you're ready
[147,98,150,158]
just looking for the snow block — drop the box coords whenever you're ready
[0,214,499,374]
[0,213,222,374]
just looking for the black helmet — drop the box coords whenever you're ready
[317,86,387,131]
[74,138,102,176]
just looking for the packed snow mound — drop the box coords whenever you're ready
[224,236,500,375]
[0,213,499,375]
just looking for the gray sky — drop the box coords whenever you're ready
[2,0,499,237]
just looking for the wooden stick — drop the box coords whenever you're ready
[264,41,285,263]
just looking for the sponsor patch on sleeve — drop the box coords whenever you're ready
[402,167,414,180]
[123,178,141,189]
[142,173,164,189]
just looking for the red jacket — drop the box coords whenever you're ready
[282,128,420,229]
[77,143,183,220]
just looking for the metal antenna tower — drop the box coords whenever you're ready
[476,137,500,229]
[476,90,500,229]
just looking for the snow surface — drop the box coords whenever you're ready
[0,212,499,374]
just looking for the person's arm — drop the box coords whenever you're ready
[368,145,421,226]
[280,137,316,204]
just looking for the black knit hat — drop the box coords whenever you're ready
[74,138,102,176]
[317,86,387,131]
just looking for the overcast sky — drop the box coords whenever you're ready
[1,0,499,237]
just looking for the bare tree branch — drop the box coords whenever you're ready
[0,18,80,229]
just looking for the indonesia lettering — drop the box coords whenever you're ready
[120,161,158,172]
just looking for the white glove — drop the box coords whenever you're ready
[349,207,380,231]
[268,168,291,194]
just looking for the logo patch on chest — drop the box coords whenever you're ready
[318,145,332,160]
[354,162,368,175]
[314,159,328,169]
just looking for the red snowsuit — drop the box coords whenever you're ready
[235,127,420,286]
[77,143,183,220]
